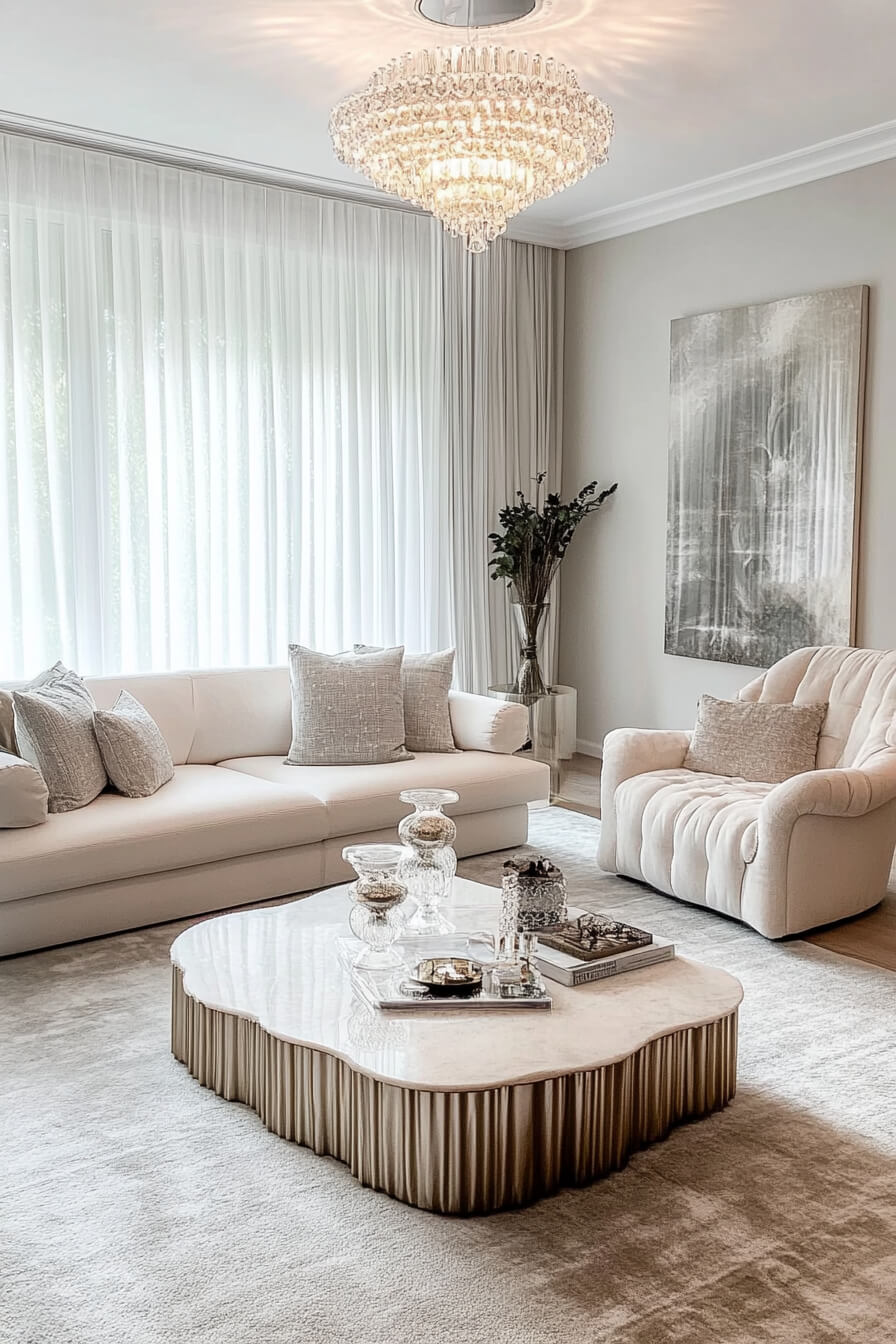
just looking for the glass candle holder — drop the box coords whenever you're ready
[397,789,459,936]
[342,843,409,970]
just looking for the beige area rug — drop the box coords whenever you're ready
[3,808,896,1344]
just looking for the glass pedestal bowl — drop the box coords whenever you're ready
[342,843,409,970]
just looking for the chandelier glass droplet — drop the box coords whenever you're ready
[329,45,614,253]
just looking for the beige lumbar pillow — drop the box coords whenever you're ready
[285,644,412,766]
[0,750,49,828]
[12,662,107,813]
[354,645,458,753]
[94,691,175,797]
[683,694,827,784]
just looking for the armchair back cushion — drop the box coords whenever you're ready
[738,646,896,772]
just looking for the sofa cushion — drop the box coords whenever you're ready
[613,768,774,922]
[187,667,293,764]
[0,765,328,902]
[218,750,550,839]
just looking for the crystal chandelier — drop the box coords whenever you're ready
[329,6,614,253]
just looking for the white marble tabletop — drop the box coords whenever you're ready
[171,878,743,1092]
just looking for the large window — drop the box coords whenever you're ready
[0,133,563,689]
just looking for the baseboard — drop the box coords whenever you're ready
[575,739,603,759]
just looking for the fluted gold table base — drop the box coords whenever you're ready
[172,967,738,1215]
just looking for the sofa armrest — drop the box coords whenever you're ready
[448,691,528,755]
[598,728,691,872]
[0,750,49,829]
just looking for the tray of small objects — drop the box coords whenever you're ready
[341,937,553,1012]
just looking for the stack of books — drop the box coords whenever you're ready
[534,906,674,987]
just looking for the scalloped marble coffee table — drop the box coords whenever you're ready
[171,878,742,1215]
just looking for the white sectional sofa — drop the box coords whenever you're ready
[0,666,549,956]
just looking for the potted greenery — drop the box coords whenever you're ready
[489,473,618,700]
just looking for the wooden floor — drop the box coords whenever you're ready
[553,751,601,818]
[553,753,896,973]
[805,901,896,972]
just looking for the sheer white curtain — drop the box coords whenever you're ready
[442,240,564,691]
[0,132,563,689]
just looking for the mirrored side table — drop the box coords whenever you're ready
[487,684,576,801]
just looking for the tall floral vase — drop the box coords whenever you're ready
[510,598,549,703]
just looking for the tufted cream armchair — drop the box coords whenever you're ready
[598,646,896,938]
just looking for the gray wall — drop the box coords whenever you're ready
[560,158,896,752]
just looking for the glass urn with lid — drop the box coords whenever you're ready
[497,854,567,980]
[342,843,409,970]
[397,788,459,936]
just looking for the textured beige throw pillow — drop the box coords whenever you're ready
[94,691,175,797]
[13,662,107,812]
[354,645,458,753]
[683,694,827,784]
[285,644,412,766]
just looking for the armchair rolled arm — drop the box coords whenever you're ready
[601,727,691,785]
[761,752,896,829]
[598,728,691,871]
[740,751,896,934]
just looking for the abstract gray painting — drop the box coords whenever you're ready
[665,286,868,666]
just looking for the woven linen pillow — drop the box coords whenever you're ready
[13,662,107,813]
[683,694,827,784]
[354,645,458,753]
[94,691,175,797]
[0,750,48,828]
[285,644,412,766]
[0,689,18,755]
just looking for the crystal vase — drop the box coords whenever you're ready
[398,789,459,936]
[510,597,549,703]
[343,843,409,970]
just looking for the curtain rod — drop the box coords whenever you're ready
[0,107,427,220]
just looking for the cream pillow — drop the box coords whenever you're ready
[354,645,458,753]
[0,750,48,828]
[94,691,175,797]
[12,662,107,813]
[285,644,412,766]
[683,694,827,784]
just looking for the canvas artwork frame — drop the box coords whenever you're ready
[665,285,868,667]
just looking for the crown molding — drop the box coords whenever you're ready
[561,119,896,249]
[3,108,894,253]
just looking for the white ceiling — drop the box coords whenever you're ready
[2,0,895,246]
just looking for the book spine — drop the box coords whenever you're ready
[569,947,673,985]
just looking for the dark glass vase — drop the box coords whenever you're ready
[510,598,549,703]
